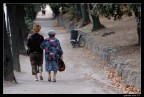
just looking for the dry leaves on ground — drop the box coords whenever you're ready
[81,73,93,80]
[106,69,140,94]
[123,85,141,94]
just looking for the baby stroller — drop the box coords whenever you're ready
[70,29,84,48]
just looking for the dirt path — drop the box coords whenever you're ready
[3,5,123,94]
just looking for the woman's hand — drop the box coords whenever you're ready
[60,55,63,59]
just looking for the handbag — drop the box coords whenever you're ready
[58,58,65,72]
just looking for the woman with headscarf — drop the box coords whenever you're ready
[40,30,63,82]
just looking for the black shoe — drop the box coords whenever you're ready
[48,78,51,82]
[53,79,56,82]
[40,76,43,80]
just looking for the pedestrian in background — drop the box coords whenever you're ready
[42,8,46,15]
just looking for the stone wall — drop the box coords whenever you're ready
[82,32,141,90]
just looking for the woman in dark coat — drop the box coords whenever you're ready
[27,24,44,81]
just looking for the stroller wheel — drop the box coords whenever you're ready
[79,37,85,47]
[73,44,75,48]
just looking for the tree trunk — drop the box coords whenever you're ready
[87,4,93,23]
[16,5,27,54]
[79,3,91,28]
[89,4,105,31]
[17,5,28,41]
[7,4,21,72]
[91,15,105,31]
[75,4,82,19]
[133,9,141,46]
[3,8,17,83]
[137,25,140,46]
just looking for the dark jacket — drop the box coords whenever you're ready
[27,33,44,54]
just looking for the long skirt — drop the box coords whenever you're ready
[45,61,59,72]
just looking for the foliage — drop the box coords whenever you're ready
[93,3,123,20]
[24,4,46,21]
[48,3,61,17]
[24,16,33,30]
[129,3,141,25]
[24,4,46,30]
[49,3,73,15]
[69,5,77,15]
[92,3,141,22]
[24,4,36,21]
[48,3,61,12]
[60,4,70,14]
[49,3,61,8]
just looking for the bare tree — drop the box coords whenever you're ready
[88,3,104,31]
[79,3,91,27]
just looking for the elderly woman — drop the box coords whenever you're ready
[40,30,63,82]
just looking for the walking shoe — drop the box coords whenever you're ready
[53,79,56,82]
[40,76,43,80]
[48,78,51,82]
[35,78,38,81]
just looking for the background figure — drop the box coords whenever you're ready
[40,30,63,82]
[42,9,46,15]
[27,24,44,81]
